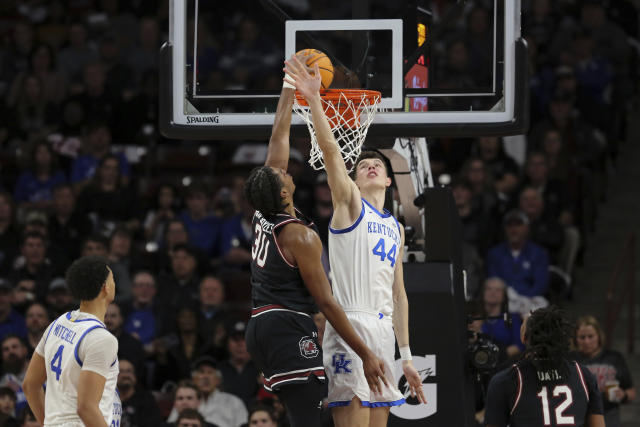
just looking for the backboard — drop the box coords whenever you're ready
[160,0,528,140]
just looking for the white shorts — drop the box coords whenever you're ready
[322,310,405,408]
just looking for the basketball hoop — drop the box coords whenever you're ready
[293,89,381,172]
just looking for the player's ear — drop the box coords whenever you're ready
[385,176,392,187]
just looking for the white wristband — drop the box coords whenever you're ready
[400,346,412,361]
[283,79,296,89]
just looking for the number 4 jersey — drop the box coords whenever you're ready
[328,198,401,317]
[485,359,604,426]
[35,311,121,426]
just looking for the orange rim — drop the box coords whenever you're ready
[295,89,381,107]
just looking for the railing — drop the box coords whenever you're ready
[604,233,636,354]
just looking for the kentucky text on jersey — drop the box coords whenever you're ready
[53,324,77,344]
[367,221,400,245]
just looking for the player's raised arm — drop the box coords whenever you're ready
[284,56,359,213]
[278,222,389,394]
[264,86,295,170]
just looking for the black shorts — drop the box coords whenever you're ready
[245,305,326,391]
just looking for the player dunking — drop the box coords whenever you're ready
[484,306,605,427]
[23,255,120,427]
[284,55,426,427]
[244,67,388,427]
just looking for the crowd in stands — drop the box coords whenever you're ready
[0,1,638,426]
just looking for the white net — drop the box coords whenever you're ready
[292,90,381,172]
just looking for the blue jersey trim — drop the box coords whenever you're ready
[74,325,105,367]
[43,318,60,345]
[362,198,391,218]
[66,311,106,327]
[328,398,406,408]
[329,201,365,234]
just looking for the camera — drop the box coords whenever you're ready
[467,332,500,372]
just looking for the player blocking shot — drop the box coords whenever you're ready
[484,307,605,427]
[243,65,388,427]
[23,256,120,427]
[284,55,426,427]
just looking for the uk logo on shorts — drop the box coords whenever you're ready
[299,336,319,359]
[331,353,352,374]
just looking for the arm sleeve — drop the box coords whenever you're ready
[484,371,513,427]
[583,365,605,415]
[614,352,634,389]
[77,328,119,378]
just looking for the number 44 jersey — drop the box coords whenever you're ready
[485,359,604,427]
[328,198,401,318]
[35,311,121,426]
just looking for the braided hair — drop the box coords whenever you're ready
[522,306,573,381]
[244,166,287,216]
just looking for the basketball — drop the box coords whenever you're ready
[296,48,334,89]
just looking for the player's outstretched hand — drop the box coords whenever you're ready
[362,352,389,395]
[402,360,427,404]
[283,54,321,100]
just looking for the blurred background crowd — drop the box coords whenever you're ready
[0,0,638,426]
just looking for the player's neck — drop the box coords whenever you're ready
[78,300,108,322]
[361,189,385,213]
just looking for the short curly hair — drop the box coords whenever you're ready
[65,256,111,301]
[244,166,287,216]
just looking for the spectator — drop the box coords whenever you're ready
[23,302,49,356]
[197,276,229,350]
[125,17,160,84]
[0,386,18,426]
[218,195,252,270]
[143,183,179,245]
[143,218,191,276]
[13,141,67,213]
[452,179,495,255]
[0,192,19,275]
[517,186,565,264]
[108,226,135,302]
[460,157,496,217]
[16,405,37,427]
[70,121,131,191]
[76,154,139,235]
[7,74,57,141]
[104,302,146,378]
[167,356,247,427]
[5,22,35,81]
[179,183,221,257]
[0,335,29,413]
[48,184,92,261]
[8,232,58,302]
[56,21,98,81]
[176,408,208,427]
[218,321,259,409]
[7,43,67,106]
[486,210,550,308]
[118,359,163,427]
[44,277,74,320]
[572,315,636,427]
[98,31,134,104]
[157,244,201,313]
[478,277,524,360]
[80,233,109,257]
[155,307,204,384]
[245,405,277,427]
[124,270,162,348]
[166,380,218,427]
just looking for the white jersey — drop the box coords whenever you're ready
[35,311,121,427]
[328,198,401,318]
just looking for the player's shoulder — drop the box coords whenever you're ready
[488,364,519,390]
[82,326,117,347]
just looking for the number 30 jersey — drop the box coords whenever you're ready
[35,311,121,426]
[250,209,319,313]
[328,198,401,318]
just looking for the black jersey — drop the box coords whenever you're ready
[484,359,604,427]
[249,209,318,313]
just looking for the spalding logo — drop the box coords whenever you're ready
[390,355,437,420]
